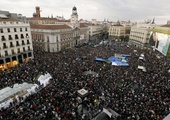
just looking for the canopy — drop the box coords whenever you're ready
[108,56,118,61]
[38,72,52,87]
[95,57,106,62]
[112,61,129,66]
[0,82,34,103]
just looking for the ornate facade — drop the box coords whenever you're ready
[30,6,89,52]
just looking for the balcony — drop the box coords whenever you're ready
[3,46,8,49]
[8,37,12,40]
[5,53,8,56]
[1,38,6,41]
[16,44,20,46]
[10,44,14,47]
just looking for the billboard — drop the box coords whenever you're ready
[150,32,170,56]
[157,33,170,55]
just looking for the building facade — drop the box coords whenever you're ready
[30,6,89,52]
[108,21,131,42]
[0,14,33,70]
[128,22,157,48]
[86,24,104,43]
[31,24,74,52]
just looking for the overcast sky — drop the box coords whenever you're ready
[0,0,169,24]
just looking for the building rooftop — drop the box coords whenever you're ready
[30,24,72,29]
[80,23,88,27]
[0,17,19,22]
[29,17,70,22]
[111,24,123,26]
[161,24,170,27]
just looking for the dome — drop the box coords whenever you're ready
[73,6,77,11]
[33,12,36,17]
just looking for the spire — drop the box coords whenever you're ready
[152,18,155,24]
[128,20,131,23]
[117,20,120,25]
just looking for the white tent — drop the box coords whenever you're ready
[0,82,34,103]
[38,72,52,87]
[0,82,37,109]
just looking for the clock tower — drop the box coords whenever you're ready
[71,6,79,28]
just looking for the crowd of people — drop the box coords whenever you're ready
[0,41,169,120]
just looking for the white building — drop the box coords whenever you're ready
[86,24,104,43]
[128,21,158,48]
[0,14,33,70]
[108,21,131,41]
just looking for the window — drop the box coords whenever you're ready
[9,35,12,40]
[25,28,27,31]
[0,29,3,33]
[22,40,25,45]
[26,33,29,38]
[27,40,30,44]
[16,41,20,46]
[7,28,10,32]
[10,42,14,47]
[14,28,17,32]
[1,36,6,41]
[3,43,7,48]
[5,51,8,56]
[23,47,25,52]
[56,36,58,42]
[21,34,24,38]
[20,28,22,32]
[28,46,30,50]
[17,48,20,53]
[47,37,49,42]
[15,35,19,39]
[11,49,14,54]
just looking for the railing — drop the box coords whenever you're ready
[16,44,20,46]
[3,46,8,49]
[1,38,6,41]
[9,37,13,40]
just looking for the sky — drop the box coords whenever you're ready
[0,0,169,24]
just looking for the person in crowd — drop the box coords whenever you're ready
[0,42,169,120]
